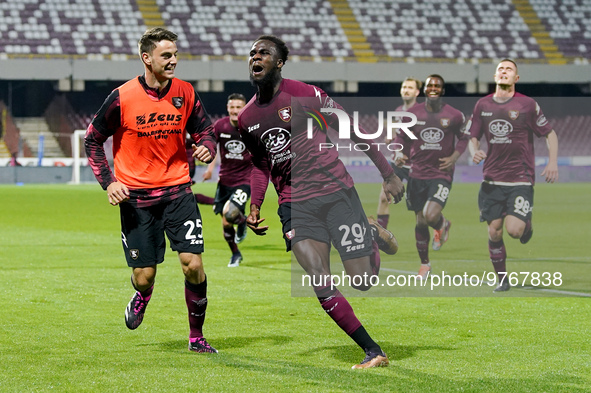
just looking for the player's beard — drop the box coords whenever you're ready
[250,68,281,89]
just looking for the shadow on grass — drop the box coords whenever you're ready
[298,342,456,365]
[153,335,293,352]
[142,338,589,392]
[206,347,589,393]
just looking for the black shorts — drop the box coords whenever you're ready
[119,192,204,268]
[278,187,373,261]
[406,178,452,212]
[390,162,410,182]
[478,182,534,223]
[213,183,251,215]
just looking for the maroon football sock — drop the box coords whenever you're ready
[139,285,153,301]
[223,227,239,254]
[194,193,215,205]
[377,214,389,229]
[415,225,430,264]
[131,276,154,300]
[185,278,207,340]
[235,215,246,225]
[314,285,362,336]
[489,239,507,281]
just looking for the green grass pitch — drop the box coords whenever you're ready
[0,181,589,392]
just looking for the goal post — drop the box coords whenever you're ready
[71,129,87,184]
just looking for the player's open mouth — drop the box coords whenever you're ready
[252,64,264,74]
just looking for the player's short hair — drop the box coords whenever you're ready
[426,74,445,87]
[498,58,518,72]
[403,77,423,91]
[227,93,246,103]
[138,27,178,56]
[254,35,289,63]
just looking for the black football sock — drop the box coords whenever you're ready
[350,326,382,354]
[433,215,444,230]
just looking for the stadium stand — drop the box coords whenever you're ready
[349,0,546,61]
[533,115,591,157]
[0,0,588,63]
[0,0,145,56]
[0,0,589,163]
[531,0,591,59]
[157,0,354,59]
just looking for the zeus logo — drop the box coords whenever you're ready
[147,112,183,123]
[307,109,417,140]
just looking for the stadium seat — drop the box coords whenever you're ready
[349,0,545,61]
[0,0,588,62]
[530,0,591,59]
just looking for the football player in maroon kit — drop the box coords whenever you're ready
[468,59,558,292]
[201,93,252,267]
[393,75,469,280]
[237,35,403,369]
[376,77,422,230]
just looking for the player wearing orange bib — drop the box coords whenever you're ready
[85,28,218,353]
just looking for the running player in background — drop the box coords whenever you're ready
[186,136,215,205]
[468,59,558,292]
[393,74,468,280]
[202,93,252,267]
[85,27,218,353]
[376,77,422,229]
[238,35,403,369]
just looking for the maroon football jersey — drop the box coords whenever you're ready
[238,78,394,207]
[468,93,553,184]
[394,102,468,182]
[213,116,252,187]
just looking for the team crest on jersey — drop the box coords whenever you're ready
[440,118,451,128]
[278,106,292,122]
[130,249,139,260]
[508,110,519,120]
[172,97,184,109]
